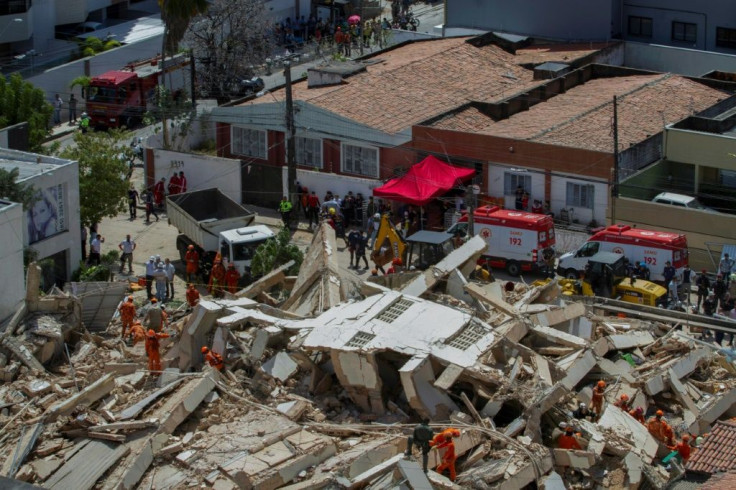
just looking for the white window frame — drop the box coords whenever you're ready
[231,126,267,159]
[295,135,323,168]
[566,181,595,209]
[503,171,531,195]
[341,142,379,178]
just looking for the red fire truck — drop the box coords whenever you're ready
[85,54,189,130]
[446,205,556,276]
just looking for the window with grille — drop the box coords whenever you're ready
[231,127,266,158]
[504,172,531,195]
[375,298,414,323]
[342,143,378,178]
[717,27,736,49]
[295,136,322,168]
[672,21,697,43]
[566,182,595,209]
[628,16,653,38]
[346,331,376,348]
[446,322,487,350]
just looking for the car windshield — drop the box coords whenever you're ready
[687,199,708,210]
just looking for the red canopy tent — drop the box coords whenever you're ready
[372,156,475,206]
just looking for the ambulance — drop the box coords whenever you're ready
[556,224,688,282]
[446,205,556,276]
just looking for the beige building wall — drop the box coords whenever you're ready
[609,197,736,271]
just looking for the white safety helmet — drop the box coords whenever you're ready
[374,213,380,219]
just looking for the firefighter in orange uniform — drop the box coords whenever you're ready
[184,245,199,283]
[208,255,226,298]
[629,406,646,424]
[118,295,136,338]
[129,321,146,344]
[614,393,630,412]
[669,434,692,462]
[224,263,241,294]
[432,433,458,481]
[145,329,169,374]
[186,283,200,307]
[201,346,224,371]
[591,380,606,419]
[558,426,583,450]
[647,410,667,442]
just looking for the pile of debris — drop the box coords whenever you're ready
[1,228,735,489]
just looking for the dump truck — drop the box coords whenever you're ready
[86,53,189,130]
[167,188,275,278]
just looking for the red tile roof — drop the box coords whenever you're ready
[700,471,736,489]
[687,420,736,474]
[430,73,727,152]
[241,37,546,134]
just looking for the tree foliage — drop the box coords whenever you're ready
[184,0,273,98]
[58,129,133,227]
[160,0,209,55]
[0,73,53,151]
[0,167,37,209]
[250,227,303,278]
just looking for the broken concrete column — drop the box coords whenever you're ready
[399,355,458,421]
[45,373,116,421]
[25,263,41,311]
[331,350,384,414]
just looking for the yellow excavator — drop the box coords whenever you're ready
[371,214,407,268]
[560,252,668,307]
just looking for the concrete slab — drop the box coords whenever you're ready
[607,331,655,350]
[261,352,299,382]
[464,282,520,317]
[116,379,183,421]
[598,405,658,463]
[553,449,596,468]
[44,440,130,490]
[532,302,585,328]
[560,350,596,390]
[668,368,699,415]
[397,459,433,490]
[157,372,218,434]
[532,325,587,348]
[434,364,464,391]
[689,387,736,434]
[401,235,486,297]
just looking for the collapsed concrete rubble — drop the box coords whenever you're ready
[1,230,735,489]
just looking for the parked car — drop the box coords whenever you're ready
[651,192,715,212]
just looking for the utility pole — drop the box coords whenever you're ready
[611,95,619,225]
[284,61,297,204]
[359,0,364,56]
[189,51,197,112]
[466,184,479,237]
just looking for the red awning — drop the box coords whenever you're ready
[373,156,475,206]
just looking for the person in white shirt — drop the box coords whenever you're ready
[88,235,104,265]
[152,263,168,302]
[163,257,176,300]
[118,234,136,274]
[145,256,156,299]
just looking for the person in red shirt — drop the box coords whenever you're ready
[178,171,187,193]
[168,173,181,195]
[307,191,320,228]
[558,426,582,450]
[153,177,166,207]
[224,263,241,294]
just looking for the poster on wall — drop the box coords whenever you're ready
[27,184,65,243]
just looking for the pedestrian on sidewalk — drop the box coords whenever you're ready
[118,234,136,274]
[68,94,78,123]
[128,186,139,219]
[145,256,156,299]
[152,262,168,302]
[355,231,370,270]
[53,94,62,125]
[88,234,103,266]
[144,191,159,223]
[81,225,87,261]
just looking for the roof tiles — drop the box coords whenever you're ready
[687,420,736,474]
[431,73,727,152]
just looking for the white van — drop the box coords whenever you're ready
[651,192,714,212]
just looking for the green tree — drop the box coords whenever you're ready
[0,73,53,151]
[0,167,37,209]
[58,129,133,227]
[159,0,209,55]
[250,227,303,277]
